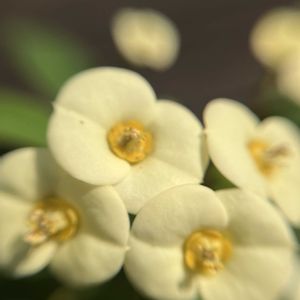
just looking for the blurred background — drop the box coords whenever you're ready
[0,0,298,299]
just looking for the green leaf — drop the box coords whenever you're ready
[203,162,235,190]
[0,88,50,146]
[2,20,94,98]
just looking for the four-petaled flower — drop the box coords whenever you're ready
[48,67,207,214]
[204,99,300,225]
[125,185,295,300]
[0,148,129,286]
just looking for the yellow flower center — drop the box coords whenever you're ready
[107,120,153,163]
[183,230,232,276]
[248,139,290,176]
[24,197,79,246]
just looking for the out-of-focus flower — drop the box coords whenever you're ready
[125,185,294,300]
[277,53,300,105]
[48,67,207,214]
[0,148,129,286]
[204,99,300,226]
[251,8,300,69]
[111,8,180,71]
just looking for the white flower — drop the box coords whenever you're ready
[0,148,129,287]
[251,8,300,69]
[277,53,300,105]
[125,185,294,300]
[48,67,207,214]
[111,8,180,70]
[204,99,300,226]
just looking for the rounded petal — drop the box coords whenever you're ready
[131,185,228,247]
[115,157,201,214]
[204,99,266,195]
[0,192,56,277]
[111,8,180,70]
[216,189,295,248]
[256,117,300,225]
[59,183,130,246]
[151,100,206,180]
[278,53,300,105]
[48,107,130,185]
[125,237,196,300]
[0,148,57,202]
[50,233,127,287]
[250,8,300,68]
[54,67,157,129]
[199,247,293,300]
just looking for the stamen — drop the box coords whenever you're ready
[248,139,291,176]
[107,120,153,163]
[183,230,232,276]
[24,197,79,246]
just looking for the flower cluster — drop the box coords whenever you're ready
[0,67,298,300]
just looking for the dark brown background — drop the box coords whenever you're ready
[0,0,295,114]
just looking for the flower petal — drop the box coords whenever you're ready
[54,67,157,129]
[199,247,293,300]
[216,189,295,248]
[0,148,57,201]
[57,177,130,245]
[115,157,201,214]
[125,236,196,300]
[131,185,228,246]
[48,106,130,185]
[256,117,300,225]
[50,232,127,287]
[204,99,266,195]
[0,192,56,277]
[151,100,207,180]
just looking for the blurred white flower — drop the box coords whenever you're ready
[48,67,207,214]
[111,8,180,70]
[0,148,129,286]
[204,99,300,226]
[251,8,300,69]
[277,53,300,105]
[125,185,294,300]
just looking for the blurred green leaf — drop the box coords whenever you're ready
[0,88,50,146]
[203,162,235,191]
[2,20,94,98]
[258,84,300,127]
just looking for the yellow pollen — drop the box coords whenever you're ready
[107,120,153,163]
[248,139,290,176]
[24,197,79,246]
[183,230,232,276]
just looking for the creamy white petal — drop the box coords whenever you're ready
[151,100,206,180]
[278,53,300,105]
[54,67,157,129]
[204,99,266,195]
[57,179,130,245]
[130,185,228,246]
[48,106,130,185]
[50,232,127,287]
[125,236,196,300]
[216,189,294,248]
[256,117,300,225]
[111,8,180,70]
[199,247,293,300]
[0,192,56,277]
[0,148,57,202]
[250,8,300,68]
[115,157,200,214]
